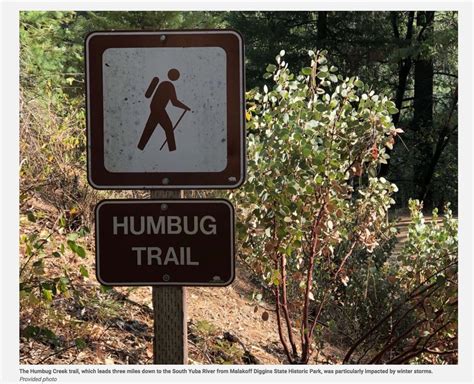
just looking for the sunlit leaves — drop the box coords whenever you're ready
[235,49,399,291]
[394,200,458,360]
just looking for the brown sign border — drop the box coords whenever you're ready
[95,199,235,286]
[85,30,245,189]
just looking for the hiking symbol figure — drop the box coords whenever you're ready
[137,68,191,152]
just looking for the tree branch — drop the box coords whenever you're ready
[300,200,327,362]
[280,251,298,358]
[275,279,294,363]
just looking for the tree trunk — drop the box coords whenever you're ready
[417,87,457,203]
[392,12,415,126]
[412,11,435,206]
[317,11,328,48]
[379,11,415,177]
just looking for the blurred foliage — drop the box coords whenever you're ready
[341,200,457,364]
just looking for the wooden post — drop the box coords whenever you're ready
[150,190,187,364]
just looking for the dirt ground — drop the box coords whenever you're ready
[18,199,365,365]
[20,250,330,365]
[19,204,326,365]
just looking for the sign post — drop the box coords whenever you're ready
[152,285,187,364]
[86,30,244,365]
[150,190,187,365]
[94,197,235,363]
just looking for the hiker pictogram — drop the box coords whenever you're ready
[137,69,191,152]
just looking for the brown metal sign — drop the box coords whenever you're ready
[95,199,235,286]
[85,30,245,189]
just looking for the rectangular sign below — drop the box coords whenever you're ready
[86,30,245,189]
[95,199,235,286]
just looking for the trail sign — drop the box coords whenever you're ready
[86,30,245,189]
[95,199,235,286]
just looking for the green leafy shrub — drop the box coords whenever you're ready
[19,218,90,307]
[232,49,399,363]
[20,11,103,229]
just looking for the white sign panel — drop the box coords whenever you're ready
[103,47,227,172]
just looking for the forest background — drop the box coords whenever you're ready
[18,11,459,365]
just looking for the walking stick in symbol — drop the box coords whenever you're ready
[159,109,188,151]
